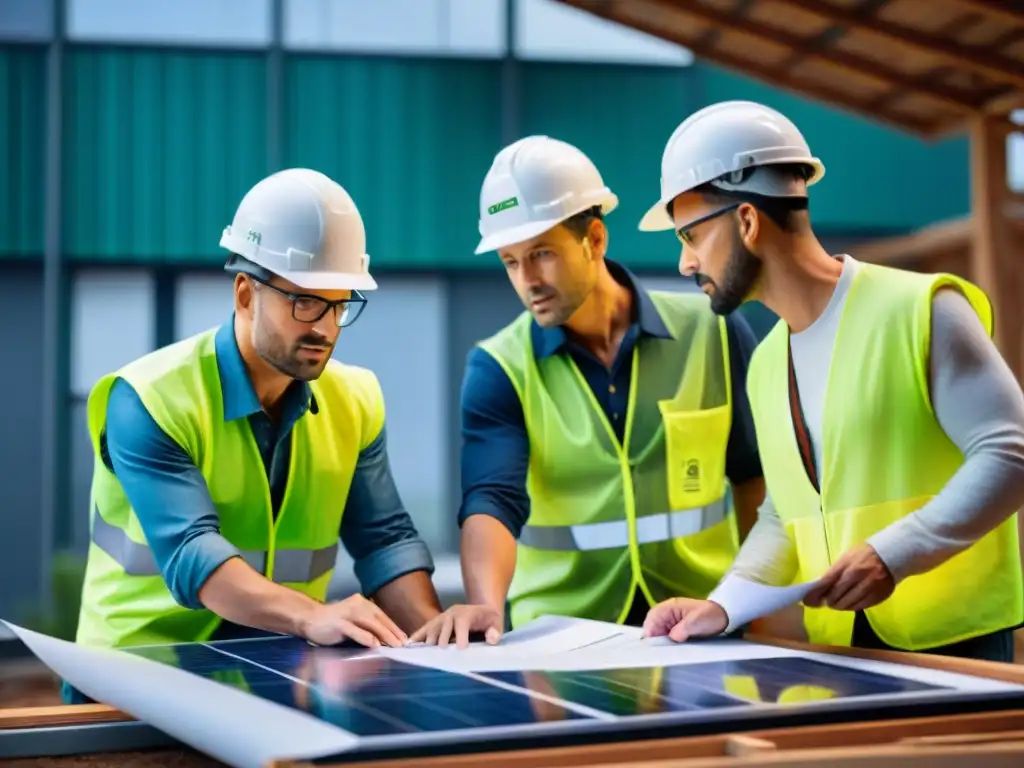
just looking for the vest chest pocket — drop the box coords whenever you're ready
[657,400,731,511]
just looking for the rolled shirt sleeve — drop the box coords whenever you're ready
[339,423,435,596]
[456,347,532,538]
[103,377,241,609]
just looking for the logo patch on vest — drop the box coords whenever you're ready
[684,458,701,493]
[487,197,519,215]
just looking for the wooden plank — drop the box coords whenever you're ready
[748,633,1024,683]
[898,729,1024,745]
[770,0,1024,88]
[725,735,777,756]
[579,740,1024,767]
[266,710,1024,768]
[0,703,131,730]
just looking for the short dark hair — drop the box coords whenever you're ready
[561,205,604,241]
[693,163,812,233]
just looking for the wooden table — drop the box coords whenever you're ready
[5,636,1024,768]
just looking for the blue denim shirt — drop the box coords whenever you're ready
[458,260,763,536]
[100,318,434,611]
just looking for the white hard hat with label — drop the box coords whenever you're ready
[639,100,826,232]
[475,135,619,254]
[220,168,377,291]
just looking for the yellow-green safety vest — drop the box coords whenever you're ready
[746,262,1023,650]
[75,327,385,649]
[478,291,740,628]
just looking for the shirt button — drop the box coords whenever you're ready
[613,413,619,420]
[609,385,616,393]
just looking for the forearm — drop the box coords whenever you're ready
[709,492,800,631]
[197,557,321,638]
[868,290,1024,582]
[371,570,442,634]
[725,497,798,588]
[461,514,518,615]
[340,425,439,627]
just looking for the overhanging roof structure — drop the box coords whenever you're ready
[555,0,1024,138]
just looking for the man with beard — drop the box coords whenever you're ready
[70,169,441,676]
[411,135,765,647]
[639,100,1024,662]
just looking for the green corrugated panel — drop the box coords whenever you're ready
[695,65,970,234]
[285,56,502,269]
[63,49,267,263]
[520,62,701,270]
[0,46,46,258]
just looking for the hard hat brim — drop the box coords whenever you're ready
[474,217,566,255]
[638,200,675,232]
[475,193,620,254]
[277,268,378,292]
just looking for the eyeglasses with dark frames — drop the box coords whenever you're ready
[251,277,368,328]
[675,202,741,246]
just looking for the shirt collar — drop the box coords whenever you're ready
[214,316,315,422]
[531,258,673,360]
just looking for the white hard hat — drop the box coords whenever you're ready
[639,100,825,232]
[220,168,377,291]
[475,136,618,254]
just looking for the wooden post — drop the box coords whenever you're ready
[970,117,1024,664]
[969,116,1023,384]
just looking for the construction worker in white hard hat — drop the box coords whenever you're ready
[640,100,1024,662]
[411,135,766,647]
[65,169,443,702]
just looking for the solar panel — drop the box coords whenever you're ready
[117,632,1024,763]
[486,656,947,716]
[127,636,589,736]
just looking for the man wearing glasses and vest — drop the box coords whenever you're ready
[69,169,442,689]
[412,136,766,647]
[640,101,1024,662]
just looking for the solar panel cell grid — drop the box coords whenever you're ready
[122,635,956,742]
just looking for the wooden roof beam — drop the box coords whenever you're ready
[560,0,937,136]
[946,0,1024,28]
[638,0,980,114]
[770,0,1024,88]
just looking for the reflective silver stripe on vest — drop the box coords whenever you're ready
[518,495,730,552]
[91,509,338,583]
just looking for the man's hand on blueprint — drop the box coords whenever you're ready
[409,604,504,648]
[303,594,408,648]
[642,598,729,643]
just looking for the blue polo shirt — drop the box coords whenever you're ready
[457,260,763,536]
[98,318,434,615]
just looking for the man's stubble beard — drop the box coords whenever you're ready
[709,230,761,316]
[252,311,332,382]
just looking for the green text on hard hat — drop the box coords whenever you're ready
[487,197,519,215]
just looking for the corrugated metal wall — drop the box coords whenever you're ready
[520,61,703,267]
[284,55,503,269]
[0,46,46,258]
[62,48,267,262]
[21,48,971,268]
